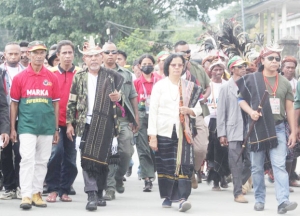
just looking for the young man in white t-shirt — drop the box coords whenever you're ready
[0,42,24,200]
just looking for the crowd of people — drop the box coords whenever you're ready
[0,25,300,214]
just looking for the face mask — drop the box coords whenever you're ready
[141,66,154,74]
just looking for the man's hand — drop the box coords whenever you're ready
[287,132,296,149]
[130,122,140,134]
[250,110,262,121]
[219,136,228,147]
[109,90,121,102]
[1,133,10,148]
[10,129,17,143]
[149,136,158,151]
[66,124,75,141]
[53,131,59,145]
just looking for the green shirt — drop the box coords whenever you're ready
[265,75,294,122]
[189,61,210,117]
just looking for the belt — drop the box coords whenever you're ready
[275,120,284,125]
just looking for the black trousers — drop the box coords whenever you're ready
[1,140,21,190]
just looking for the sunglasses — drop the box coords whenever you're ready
[266,56,281,62]
[103,50,118,55]
[181,50,191,54]
[236,64,247,69]
[170,63,184,68]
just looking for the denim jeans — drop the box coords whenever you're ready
[251,122,289,205]
[45,126,78,196]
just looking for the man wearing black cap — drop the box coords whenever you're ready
[10,41,60,210]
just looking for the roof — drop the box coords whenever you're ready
[244,0,300,17]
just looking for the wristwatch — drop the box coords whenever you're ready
[55,128,60,132]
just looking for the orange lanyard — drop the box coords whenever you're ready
[264,73,278,97]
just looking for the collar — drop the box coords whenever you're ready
[58,64,76,74]
[140,73,156,84]
[26,63,47,76]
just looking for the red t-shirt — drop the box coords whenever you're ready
[10,64,60,135]
[134,73,161,103]
[51,65,80,126]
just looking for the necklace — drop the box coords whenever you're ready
[168,78,179,101]
[263,73,278,97]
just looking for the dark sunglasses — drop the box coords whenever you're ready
[236,64,247,69]
[266,56,281,62]
[103,50,118,55]
[181,50,191,54]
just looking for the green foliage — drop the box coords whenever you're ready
[117,29,152,65]
[0,0,236,54]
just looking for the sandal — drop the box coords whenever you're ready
[46,192,58,202]
[60,194,72,202]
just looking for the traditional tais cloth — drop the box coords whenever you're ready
[81,68,124,177]
[236,71,278,152]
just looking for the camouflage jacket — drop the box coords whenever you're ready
[66,68,88,137]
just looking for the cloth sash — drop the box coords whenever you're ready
[81,67,124,177]
[236,71,278,152]
[175,78,202,175]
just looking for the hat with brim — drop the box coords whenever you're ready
[47,51,57,67]
[28,41,47,52]
[157,51,170,61]
[227,56,249,69]
[209,59,226,71]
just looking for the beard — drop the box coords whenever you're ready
[6,61,19,67]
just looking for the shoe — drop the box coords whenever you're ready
[191,173,198,189]
[116,181,125,194]
[162,198,172,208]
[277,201,297,214]
[32,193,47,207]
[0,190,17,200]
[212,186,221,191]
[69,185,76,195]
[122,176,126,181]
[143,180,153,192]
[103,190,115,201]
[20,197,32,210]
[254,202,264,211]
[234,194,248,203]
[179,200,192,212]
[289,180,300,187]
[16,187,22,199]
[126,166,132,177]
[86,191,98,211]
[97,190,106,207]
[289,187,294,193]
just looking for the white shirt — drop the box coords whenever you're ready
[204,79,226,125]
[86,73,98,124]
[289,78,297,95]
[148,77,202,138]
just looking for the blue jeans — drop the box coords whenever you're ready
[45,126,78,196]
[251,122,289,205]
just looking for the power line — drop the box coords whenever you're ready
[107,21,199,32]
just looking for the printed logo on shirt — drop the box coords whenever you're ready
[43,79,52,86]
[26,98,49,104]
[27,89,49,96]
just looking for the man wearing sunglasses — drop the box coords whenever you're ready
[217,56,250,203]
[237,46,297,214]
[101,42,139,201]
[175,40,211,187]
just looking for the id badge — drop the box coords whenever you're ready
[269,98,280,114]
[145,97,151,114]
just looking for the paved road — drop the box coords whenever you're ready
[1,150,300,216]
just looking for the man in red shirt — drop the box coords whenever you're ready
[10,41,60,210]
[45,40,80,203]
